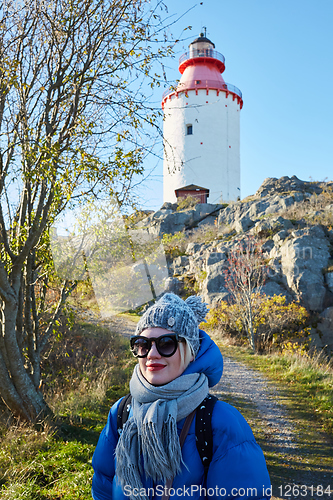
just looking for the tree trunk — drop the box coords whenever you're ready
[246,297,256,353]
[1,298,50,421]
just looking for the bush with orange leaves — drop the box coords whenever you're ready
[205,294,310,354]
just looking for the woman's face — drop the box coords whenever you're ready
[138,327,186,386]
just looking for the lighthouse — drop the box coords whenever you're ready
[162,32,243,204]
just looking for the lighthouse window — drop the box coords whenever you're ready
[186,124,193,135]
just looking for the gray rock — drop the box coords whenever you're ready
[203,291,230,307]
[194,203,223,217]
[173,255,189,268]
[248,199,270,218]
[217,204,237,228]
[279,195,296,210]
[273,230,289,244]
[141,203,226,236]
[135,177,333,317]
[267,257,282,277]
[151,209,173,219]
[206,252,227,266]
[316,307,333,354]
[261,239,275,253]
[325,272,333,293]
[197,215,217,228]
[160,202,177,210]
[255,175,329,198]
[215,242,228,253]
[234,216,255,233]
[279,227,330,311]
[293,192,305,203]
[164,277,183,295]
[201,261,229,296]
[186,242,204,255]
[251,216,293,237]
[261,281,290,299]
[172,255,190,276]
[136,209,192,236]
[320,306,333,322]
[188,254,205,275]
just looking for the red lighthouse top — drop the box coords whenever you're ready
[178,34,225,74]
[162,32,242,109]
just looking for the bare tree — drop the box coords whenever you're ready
[0,0,177,421]
[223,237,266,352]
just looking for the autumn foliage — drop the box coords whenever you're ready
[205,294,310,353]
[221,236,266,351]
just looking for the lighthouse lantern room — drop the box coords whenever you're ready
[162,31,243,204]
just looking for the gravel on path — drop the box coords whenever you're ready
[211,356,295,453]
[211,356,333,499]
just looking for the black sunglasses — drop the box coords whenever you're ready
[130,333,184,358]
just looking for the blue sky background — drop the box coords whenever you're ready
[137,0,333,210]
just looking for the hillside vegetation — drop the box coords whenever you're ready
[0,312,332,499]
[1,175,333,498]
[137,175,333,355]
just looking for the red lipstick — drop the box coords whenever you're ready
[146,363,165,371]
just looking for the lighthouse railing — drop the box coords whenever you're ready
[162,81,242,100]
[179,49,225,65]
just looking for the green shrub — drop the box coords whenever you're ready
[161,231,188,257]
[205,294,310,353]
[176,195,199,211]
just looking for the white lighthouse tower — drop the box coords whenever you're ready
[162,32,243,204]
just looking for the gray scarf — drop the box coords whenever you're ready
[115,364,208,500]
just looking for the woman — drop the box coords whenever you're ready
[92,293,271,500]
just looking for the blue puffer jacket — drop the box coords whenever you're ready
[92,330,271,500]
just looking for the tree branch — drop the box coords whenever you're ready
[40,280,77,352]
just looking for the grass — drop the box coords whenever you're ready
[118,311,141,322]
[212,336,333,499]
[161,222,221,258]
[0,319,136,500]
[214,340,333,436]
[1,313,333,499]
[0,424,93,499]
[279,185,333,228]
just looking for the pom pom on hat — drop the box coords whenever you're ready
[135,293,208,356]
[185,295,208,324]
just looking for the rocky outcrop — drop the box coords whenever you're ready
[255,175,333,198]
[217,192,304,233]
[136,203,224,237]
[270,226,330,311]
[136,176,333,349]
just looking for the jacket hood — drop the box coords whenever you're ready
[183,330,223,387]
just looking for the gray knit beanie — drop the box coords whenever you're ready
[135,293,208,356]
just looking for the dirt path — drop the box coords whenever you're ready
[212,357,295,454]
[104,316,332,499]
[211,356,333,500]
[103,315,138,339]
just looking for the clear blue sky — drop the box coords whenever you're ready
[137,0,333,210]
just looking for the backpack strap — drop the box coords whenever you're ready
[195,394,218,474]
[116,392,218,474]
[117,393,132,435]
[161,409,196,500]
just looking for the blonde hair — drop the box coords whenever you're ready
[178,340,194,371]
